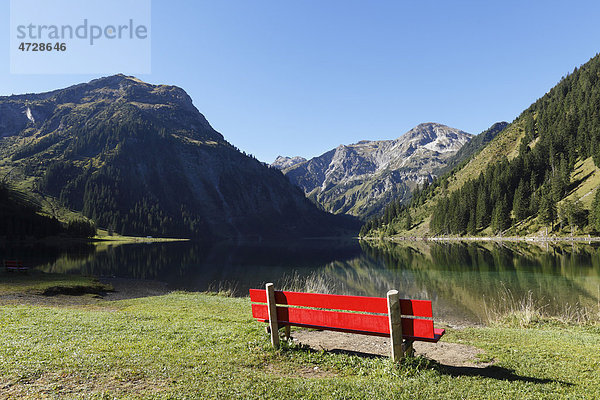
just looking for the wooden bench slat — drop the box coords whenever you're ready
[400,300,433,318]
[252,303,390,335]
[4,260,28,272]
[252,303,439,341]
[250,289,433,317]
[401,318,434,339]
[250,289,387,313]
[404,328,445,343]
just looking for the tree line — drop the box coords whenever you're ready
[0,183,95,239]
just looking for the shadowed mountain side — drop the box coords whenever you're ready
[0,75,358,239]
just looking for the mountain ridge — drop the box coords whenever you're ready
[277,122,472,218]
[0,75,357,239]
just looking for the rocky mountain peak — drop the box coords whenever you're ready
[0,74,219,142]
[281,122,472,218]
[271,155,307,169]
[397,122,471,153]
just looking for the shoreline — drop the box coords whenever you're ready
[0,276,482,328]
[0,235,190,247]
[361,235,600,244]
[92,236,190,245]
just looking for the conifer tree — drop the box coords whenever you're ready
[475,188,489,228]
[539,186,557,230]
[491,195,510,234]
[467,209,477,235]
[512,179,529,221]
[558,198,586,232]
[404,211,412,230]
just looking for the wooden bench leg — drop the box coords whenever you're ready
[387,290,404,362]
[266,283,280,349]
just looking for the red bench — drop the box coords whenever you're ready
[4,260,28,273]
[250,283,444,361]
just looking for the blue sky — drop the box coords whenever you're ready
[2,1,600,163]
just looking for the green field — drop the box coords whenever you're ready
[1,292,599,399]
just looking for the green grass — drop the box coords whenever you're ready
[0,272,111,296]
[93,229,190,244]
[1,293,599,399]
[562,157,600,209]
[446,119,526,194]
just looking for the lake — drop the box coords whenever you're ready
[3,239,600,325]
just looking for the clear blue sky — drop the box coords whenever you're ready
[2,0,600,163]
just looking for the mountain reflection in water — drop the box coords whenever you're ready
[3,239,599,324]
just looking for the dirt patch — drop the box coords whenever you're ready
[99,277,170,301]
[0,371,169,399]
[0,278,170,307]
[41,284,109,296]
[290,329,493,368]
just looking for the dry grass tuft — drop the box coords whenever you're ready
[280,271,336,294]
[484,283,600,327]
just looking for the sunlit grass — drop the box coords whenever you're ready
[94,229,189,244]
[0,292,599,398]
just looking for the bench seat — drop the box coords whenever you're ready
[253,318,445,342]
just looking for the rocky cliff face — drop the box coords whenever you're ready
[278,123,472,218]
[0,75,356,239]
[271,156,307,170]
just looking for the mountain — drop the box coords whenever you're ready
[364,53,600,237]
[0,75,357,239]
[271,156,306,169]
[436,122,508,175]
[278,123,472,219]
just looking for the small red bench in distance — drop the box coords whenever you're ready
[250,283,445,361]
[4,260,28,273]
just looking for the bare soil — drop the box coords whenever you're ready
[0,277,170,307]
[290,329,493,368]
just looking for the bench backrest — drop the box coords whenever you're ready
[4,260,25,269]
[250,289,436,340]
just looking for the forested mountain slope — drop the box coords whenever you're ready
[0,75,357,239]
[436,122,508,175]
[363,53,600,237]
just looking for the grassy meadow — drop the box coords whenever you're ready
[1,290,599,399]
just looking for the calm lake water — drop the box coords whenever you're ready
[4,239,600,324]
